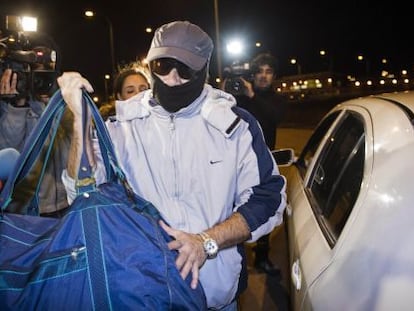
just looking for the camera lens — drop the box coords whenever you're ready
[32,71,56,94]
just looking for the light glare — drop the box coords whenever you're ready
[226,40,244,55]
[21,16,37,32]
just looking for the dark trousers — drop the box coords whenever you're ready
[254,234,270,262]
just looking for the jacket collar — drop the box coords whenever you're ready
[115,90,151,121]
[115,85,241,137]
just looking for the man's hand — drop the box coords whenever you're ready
[0,69,18,96]
[57,72,94,117]
[240,77,254,98]
[57,72,95,179]
[159,220,207,290]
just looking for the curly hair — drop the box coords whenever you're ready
[250,53,278,73]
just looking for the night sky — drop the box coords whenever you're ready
[1,0,412,98]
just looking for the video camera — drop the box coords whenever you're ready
[223,61,252,96]
[0,15,58,100]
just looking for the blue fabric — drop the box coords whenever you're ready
[0,182,207,310]
[0,90,207,310]
[215,300,238,311]
[0,148,20,180]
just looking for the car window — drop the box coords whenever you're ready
[297,111,340,177]
[306,112,365,246]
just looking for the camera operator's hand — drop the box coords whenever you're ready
[57,72,94,118]
[239,77,254,98]
[0,69,18,97]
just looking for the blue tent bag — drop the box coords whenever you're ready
[0,90,207,310]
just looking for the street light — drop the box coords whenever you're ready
[226,39,245,56]
[213,0,222,82]
[357,54,370,77]
[84,10,116,75]
[290,58,302,75]
[319,49,333,72]
[104,74,111,103]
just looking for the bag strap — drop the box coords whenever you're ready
[74,90,120,194]
[0,90,129,213]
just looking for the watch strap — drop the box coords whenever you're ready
[197,231,218,259]
[198,231,212,242]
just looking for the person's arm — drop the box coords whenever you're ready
[159,136,284,290]
[235,109,286,241]
[203,212,251,248]
[66,111,95,179]
[57,72,95,179]
[0,69,28,108]
[160,108,286,289]
[240,77,255,98]
[159,212,250,290]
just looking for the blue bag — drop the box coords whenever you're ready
[0,90,207,310]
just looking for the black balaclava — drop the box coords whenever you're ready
[152,66,207,113]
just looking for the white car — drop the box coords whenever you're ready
[283,91,414,310]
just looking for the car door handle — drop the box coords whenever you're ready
[286,203,292,217]
[315,165,325,185]
[291,259,302,291]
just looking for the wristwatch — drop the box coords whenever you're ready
[198,232,219,259]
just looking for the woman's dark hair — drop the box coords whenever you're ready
[113,68,150,96]
[250,53,278,73]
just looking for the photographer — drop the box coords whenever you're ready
[0,68,44,150]
[229,52,288,275]
[0,31,59,150]
[0,31,71,216]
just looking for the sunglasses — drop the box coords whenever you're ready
[150,58,198,80]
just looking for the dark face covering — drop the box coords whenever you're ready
[152,68,207,113]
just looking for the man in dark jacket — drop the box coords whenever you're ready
[234,52,288,275]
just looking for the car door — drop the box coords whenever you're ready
[286,108,366,310]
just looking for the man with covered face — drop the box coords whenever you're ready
[58,20,286,310]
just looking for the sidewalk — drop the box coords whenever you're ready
[239,222,290,311]
[276,127,314,152]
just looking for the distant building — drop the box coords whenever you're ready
[275,71,413,102]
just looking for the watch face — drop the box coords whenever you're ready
[205,239,218,258]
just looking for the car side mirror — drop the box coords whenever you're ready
[271,148,295,167]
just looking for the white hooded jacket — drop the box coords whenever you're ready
[63,84,286,309]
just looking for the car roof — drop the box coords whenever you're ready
[375,90,414,112]
[333,91,414,134]
[344,90,414,115]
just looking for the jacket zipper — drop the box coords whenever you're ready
[169,115,179,199]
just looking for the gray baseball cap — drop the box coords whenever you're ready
[146,21,214,71]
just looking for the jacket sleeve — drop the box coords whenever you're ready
[232,106,287,242]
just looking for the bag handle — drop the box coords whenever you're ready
[0,90,129,213]
[74,90,122,193]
